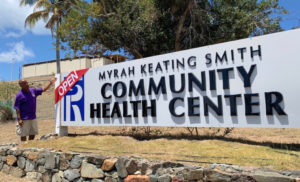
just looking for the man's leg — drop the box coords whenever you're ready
[29,119,38,141]
[29,135,35,140]
[21,136,27,141]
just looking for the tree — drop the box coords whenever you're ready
[58,0,286,59]
[20,0,77,73]
[57,1,107,57]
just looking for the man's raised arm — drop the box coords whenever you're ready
[43,77,57,92]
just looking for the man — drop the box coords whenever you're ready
[14,77,57,141]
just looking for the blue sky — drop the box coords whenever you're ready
[0,0,299,81]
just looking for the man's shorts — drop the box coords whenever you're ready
[17,119,38,137]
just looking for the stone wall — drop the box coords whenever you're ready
[0,143,299,182]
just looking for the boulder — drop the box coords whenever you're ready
[124,175,150,182]
[81,161,105,178]
[6,155,17,166]
[102,158,118,171]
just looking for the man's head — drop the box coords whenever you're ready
[19,79,29,91]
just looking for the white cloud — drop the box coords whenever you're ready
[0,41,34,63]
[5,30,26,38]
[0,0,50,37]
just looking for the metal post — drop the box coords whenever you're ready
[55,74,68,136]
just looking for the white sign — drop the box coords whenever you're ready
[58,29,300,128]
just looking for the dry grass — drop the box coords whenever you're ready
[0,119,299,170]
[21,135,300,170]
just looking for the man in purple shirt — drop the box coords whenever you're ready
[14,77,56,141]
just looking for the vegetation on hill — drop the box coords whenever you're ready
[0,82,19,121]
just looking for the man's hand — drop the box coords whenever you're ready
[50,77,57,84]
[18,120,23,126]
[43,77,57,92]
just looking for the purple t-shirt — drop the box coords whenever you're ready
[14,88,43,120]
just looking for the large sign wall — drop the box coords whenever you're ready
[57,29,300,128]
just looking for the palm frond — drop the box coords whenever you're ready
[25,9,49,29]
[20,0,37,6]
[34,0,53,12]
[46,15,59,35]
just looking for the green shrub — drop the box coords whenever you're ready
[0,105,14,122]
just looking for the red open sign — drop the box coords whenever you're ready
[55,68,89,104]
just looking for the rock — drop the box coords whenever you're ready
[112,171,119,179]
[70,155,83,169]
[62,152,74,161]
[116,158,128,178]
[0,149,6,155]
[42,171,52,182]
[10,167,25,177]
[1,164,10,174]
[135,171,142,175]
[162,162,184,168]
[27,152,39,160]
[149,175,159,182]
[231,175,255,182]
[171,176,185,182]
[156,168,174,176]
[81,161,105,178]
[92,179,105,182]
[86,154,107,166]
[40,133,58,140]
[62,178,69,182]
[185,169,203,180]
[38,151,47,159]
[7,148,22,156]
[2,156,7,162]
[59,157,70,170]
[17,156,26,169]
[58,170,65,178]
[140,162,150,175]
[64,169,81,181]
[52,168,59,173]
[126,159,139,175]
[158,174,171,182]
[253,171,295,182]
[6,155,17,166]
[26,172,42,180]
[55,155,60,166]
[145,169,153,176]
[45,152,56,169]
[102,158,118,171]
[104,176,117,182]
[0,161,3,170]
[288,171,300,178]
[38,165,46,173]
[204,169,232,182]
[74,177,85,182]
[37,157,46,165]
[105,171,119,178]
[124,175,151,182]
[25,159,35,172]
[52,172,63,182]
[151,164,162,174]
